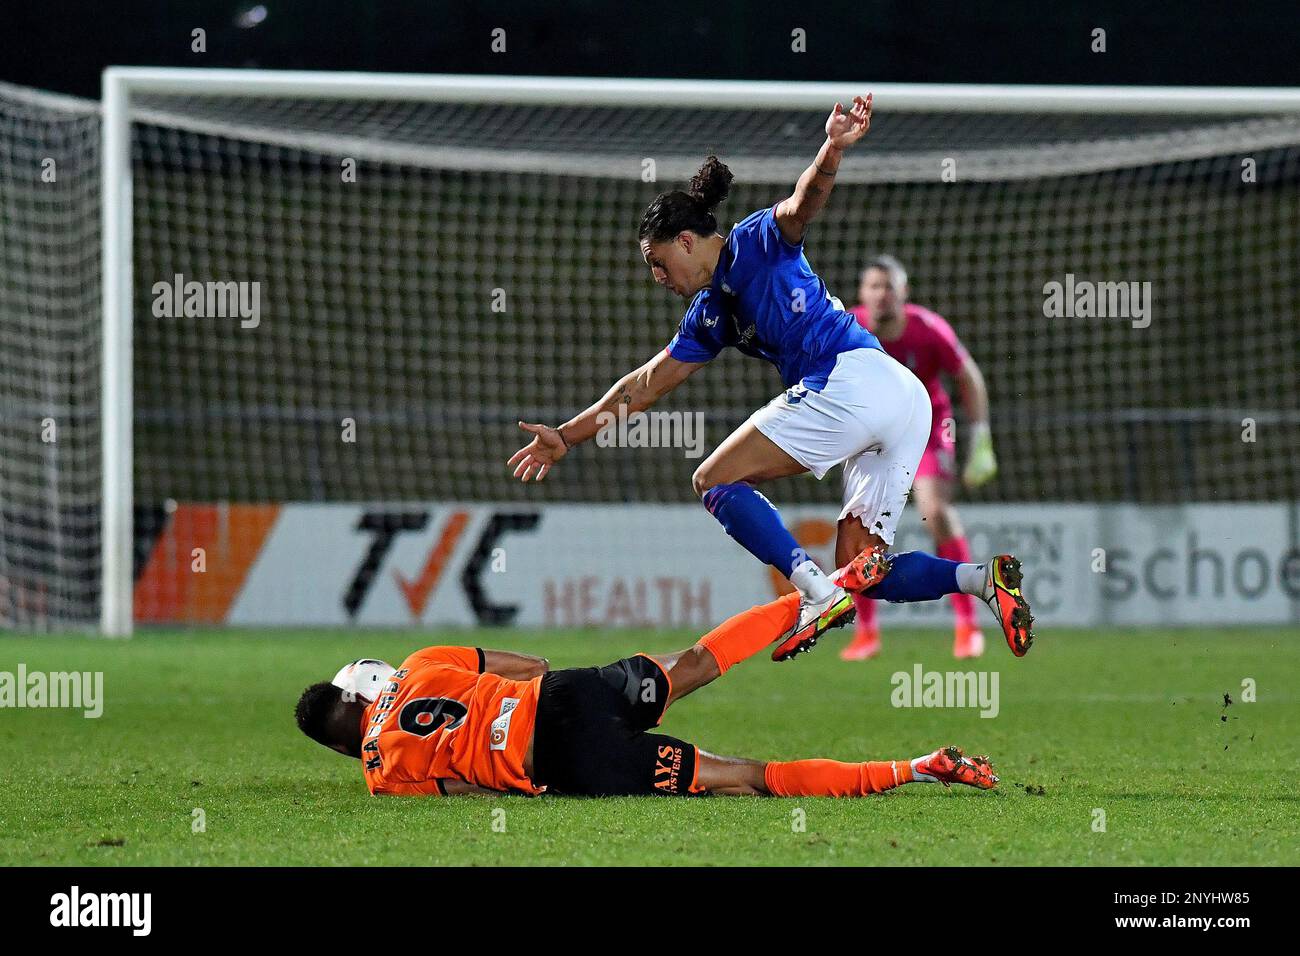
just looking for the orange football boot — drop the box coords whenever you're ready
[771,588,855,662]
[772,545,894,662]
[913,745,999,790]
[982,555,1034,657]
[833,545,894,593]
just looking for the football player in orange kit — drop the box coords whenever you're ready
[295,548,1000,798]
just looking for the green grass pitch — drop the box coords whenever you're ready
[1,625,1296,866]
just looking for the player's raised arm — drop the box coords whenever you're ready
[774,93,872,246]
[507,349,704,482]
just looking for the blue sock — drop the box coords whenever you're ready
[864,551,961,603]
[701,483,801,575]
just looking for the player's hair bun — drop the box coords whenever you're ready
[637,154,733,243]
[688,155,734,213]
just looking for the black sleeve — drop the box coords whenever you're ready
[475,647,486,674]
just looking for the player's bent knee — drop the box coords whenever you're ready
[691,464,717,498]
[660,646,720,704]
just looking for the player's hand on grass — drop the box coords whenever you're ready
[962,421,998,489]
[825,93,872,151]
[508,421,568,481]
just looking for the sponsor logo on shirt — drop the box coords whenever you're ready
[489,697,519,751]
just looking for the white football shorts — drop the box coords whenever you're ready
[749,347,931,545]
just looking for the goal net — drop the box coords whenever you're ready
[2,73,1298,632]
[0,83,102,629]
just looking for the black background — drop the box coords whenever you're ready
[4,865,1278,940]
[4,0,1299,99]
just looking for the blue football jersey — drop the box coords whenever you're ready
[665,204,881,390]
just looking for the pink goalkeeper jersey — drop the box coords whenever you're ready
[848,302,969,440]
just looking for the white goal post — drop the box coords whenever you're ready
[96,68,1300,635]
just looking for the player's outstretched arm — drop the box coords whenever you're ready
[774,93,872,245]
[507,350,703,482]
[481,649,550,680]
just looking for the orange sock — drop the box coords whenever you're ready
[764,758,915,797]
[697,593,800,674]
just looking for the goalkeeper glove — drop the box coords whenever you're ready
[962,422,998,488]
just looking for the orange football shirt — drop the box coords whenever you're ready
[360,646,543,796]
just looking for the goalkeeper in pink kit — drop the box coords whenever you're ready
[845,256,999,660]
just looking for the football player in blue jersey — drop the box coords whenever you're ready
[508,94,1034,660]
